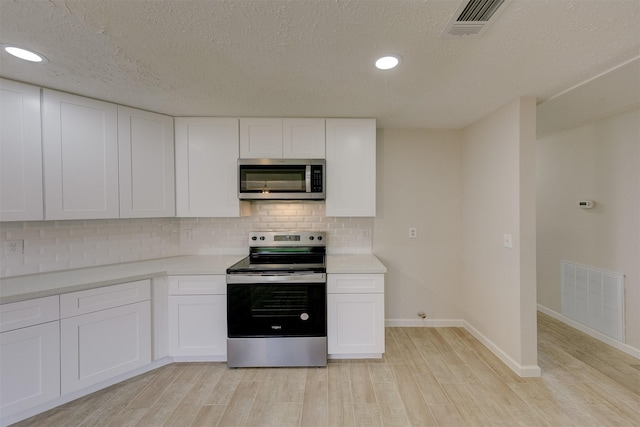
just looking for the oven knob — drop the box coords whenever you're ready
[317,235,323,241]
[300,313,309,321]
[259,236,265,241]
[309,236,314,241]
[251,236,257,241]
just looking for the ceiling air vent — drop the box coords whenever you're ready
[441,0,508,38]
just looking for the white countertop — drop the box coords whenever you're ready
[0,255,243,304]
[0,254,386,304]
[326,254,387,274]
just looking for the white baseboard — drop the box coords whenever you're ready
[537,304,640,360]
[386,317,540,377]
[462,321,541,377]
[169,355,227,362]
[385,318,464,327]
[328,353,382,360]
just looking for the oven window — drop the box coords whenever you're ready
[240,165,306,193]
[227,283,326,337]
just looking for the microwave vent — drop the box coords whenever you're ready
[441,0,507,38]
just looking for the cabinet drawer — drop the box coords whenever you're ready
[327,274,384,294]
[168,275,226,295]
[0,296,59,333]
[60,280,150,318]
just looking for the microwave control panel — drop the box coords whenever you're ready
[311,165,323,192]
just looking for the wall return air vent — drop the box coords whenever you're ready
[441,0,508,37]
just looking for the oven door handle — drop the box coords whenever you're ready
[226,272,326,284]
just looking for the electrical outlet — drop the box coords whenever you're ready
[5,240,24,255]
[409,227,417,238]
[183,229,193,240]
[503,234,513,248]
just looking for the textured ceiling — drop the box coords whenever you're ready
[537,57,640,137]
[0,0,639,129]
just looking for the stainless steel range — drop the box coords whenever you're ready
[226,231,327,368]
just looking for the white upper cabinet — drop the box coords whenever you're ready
[240,118,282,158]
[0,79,43,221]
[283,118,325,158]
[42,89,119,220]
[240,118,325,159]
[118,106,175,218]
[325,119,376,217]
[175,117,247,217]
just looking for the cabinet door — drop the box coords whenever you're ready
[282,118,325,158]
[325,119,376,217]
[0,79,43,221]
[118,106,175,218]
[42,89,119,219]
[168,295,227,358]
[175,118,247,217]
[239,118,283,158]
[0,321,60,418]
[61,301,151,394]
[327,293,385,356]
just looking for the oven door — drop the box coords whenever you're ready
[227,279,326,338]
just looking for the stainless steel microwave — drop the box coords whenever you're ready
[238,159,325,200]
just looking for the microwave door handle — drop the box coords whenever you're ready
[306,165,311,193]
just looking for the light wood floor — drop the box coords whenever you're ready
[13,312,640,426]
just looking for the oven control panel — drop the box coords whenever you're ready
[249,231,326,246]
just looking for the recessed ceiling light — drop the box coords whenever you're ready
[2,45,48,63]
[375,55,400,70]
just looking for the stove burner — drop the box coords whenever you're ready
[227,231,326,275]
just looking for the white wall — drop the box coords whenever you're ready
[374,101,539,375]
[0,218,181,276]
[0,202,372,277]
[461,97,539,375]
[373,129,463,324]
[537,107,640,351]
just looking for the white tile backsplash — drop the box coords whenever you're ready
[0,202,372,278]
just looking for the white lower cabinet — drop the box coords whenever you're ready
[0,322,60,418]
[327,274,385,357]
[168,295,227,358]
[168,275,227,360]
[0,296,60,421]
[60,281,151,394]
